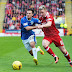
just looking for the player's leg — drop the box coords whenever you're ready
[29,35,44,65]
[36,46,44,55]
[58,46,72,67]
[42,38,59,63]
[22,38,40,56]
[22,39,38,65]
[29,50,33,56]
[22,40,33,56]
[29,34,44,57]
[53,35,72,67]
[30,41,37,59]
[30,41,44,57]
[29,41,38,65]
[29,47,44,56]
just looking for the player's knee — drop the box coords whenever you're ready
[30,44,35,48]
[42,40,49,48]
[30,42,35,48]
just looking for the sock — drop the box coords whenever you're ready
[32,47,37,59]
[36,47,40,52]
[64,51,71,62]
[45,46,56,57]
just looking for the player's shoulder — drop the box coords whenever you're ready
[32,17,39,21]
[21,16,26,21]
[32,17,38,20]
[46,12,53,19]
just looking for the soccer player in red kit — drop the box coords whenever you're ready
[38,5,72,67]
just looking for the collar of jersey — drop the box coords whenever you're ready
[45,12,49,17]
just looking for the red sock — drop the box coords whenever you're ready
[64,51,71,62]
[45,46,56,57]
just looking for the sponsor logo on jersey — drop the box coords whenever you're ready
[23,22,28,26]
[38,20,41,23]
[46,18,52,22]
[48,18,52,20]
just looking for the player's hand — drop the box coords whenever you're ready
[37,25,43,29]
[35,26,38,29]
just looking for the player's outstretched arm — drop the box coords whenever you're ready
[43,21,52,27]
[38,21,52,29]
[25,26,38,31]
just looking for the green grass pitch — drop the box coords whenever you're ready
[0,36,72,72]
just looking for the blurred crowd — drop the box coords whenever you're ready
[3,0,65,30]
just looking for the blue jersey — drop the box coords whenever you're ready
[21,16,41,40]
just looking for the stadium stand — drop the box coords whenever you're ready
[3,0,65,30]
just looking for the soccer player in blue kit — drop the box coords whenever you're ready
[21,9,44,65]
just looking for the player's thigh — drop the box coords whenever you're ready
[22,40,32,52]
[29,35,36,48]
[53,35,64,47]
[42,39,50,48]
[30,41,35,48]
[42,36,52,48]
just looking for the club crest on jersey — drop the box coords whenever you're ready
[31,21,34,25]
[46,18,51,22]
[38,20,41,23]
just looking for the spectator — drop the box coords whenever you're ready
[12,14,16,21]
[3,0,65,30]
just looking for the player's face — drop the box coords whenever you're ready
[27,11,33,19]
[39,9,46,17]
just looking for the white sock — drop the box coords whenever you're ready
[32,47,37,59]
[54,55,57,58]
[36,47,40,52]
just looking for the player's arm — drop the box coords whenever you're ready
[25,26,37,31]
[34,18,41,26]
[42,21,52,27]
[21,18,37,31]
[24,18,39,30]
[38,17,53,29]
[38,21,52,29]
[25,18,41,30]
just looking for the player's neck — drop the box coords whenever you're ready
[26,16,32,21]
[28,18,31,20]
[45,12,48,17]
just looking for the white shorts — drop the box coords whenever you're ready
[22,35,37,51]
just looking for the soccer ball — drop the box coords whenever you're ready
[12,61,22,70]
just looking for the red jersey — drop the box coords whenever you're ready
[39,12,59,36]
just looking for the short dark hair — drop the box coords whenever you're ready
[27,8,34,14]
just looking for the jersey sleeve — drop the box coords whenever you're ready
[34,18,41,24]
[46,15,53,22]
[21,18,29,28]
